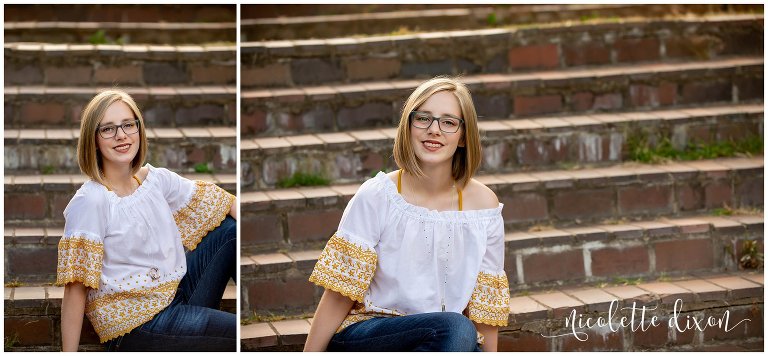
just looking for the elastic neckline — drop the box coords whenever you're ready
[96,164,157,203]
[381,172,500,221]
[105,175,142,192]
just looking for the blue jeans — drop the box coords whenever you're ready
[104,216,237,351]
[327,312,482,352]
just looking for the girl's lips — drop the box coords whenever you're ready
[114,143,131,153]
[422,140,443,151]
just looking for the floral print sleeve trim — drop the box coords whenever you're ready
[467,271,511,327]
[308,234,377,303]
[173,181,235,251]
[55,236,104,289]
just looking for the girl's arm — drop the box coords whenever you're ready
[475,323,498,352]
[229,199,238,220]
[61,282,88,352]
[303,290,355,352]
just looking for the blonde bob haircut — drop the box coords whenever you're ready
[393,77,481,188]
[77,89,148,187]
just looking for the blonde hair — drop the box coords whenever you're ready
[393,77,481,187]
[77,89,148,186]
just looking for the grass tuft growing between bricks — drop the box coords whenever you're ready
[194,162,214,173]
[4,280,24,288]
[739,240,764,270]
[627,134,763,164]
[5,333,20,350]
[712,204,763,217]
[277,172,330,188]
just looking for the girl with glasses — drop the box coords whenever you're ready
[304,77,510,352]
[57,90,237,351]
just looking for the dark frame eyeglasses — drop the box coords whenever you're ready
[409,111,464,133]
[96,120,141,139]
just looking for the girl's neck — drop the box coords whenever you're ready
[409,162,454,195]
[101,161,135,192]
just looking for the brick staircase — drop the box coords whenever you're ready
[239,5,764,351]
[3,5,236,351]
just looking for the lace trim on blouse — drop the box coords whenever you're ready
[55,235,104,289]
[308,234,377,303]
[86,280,179,342]
[173,180,235,250]
[467,271,511,327]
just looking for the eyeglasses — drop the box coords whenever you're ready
[97,120,140,139]
[409,111,464,133]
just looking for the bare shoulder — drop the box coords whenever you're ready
[386,170,399,185]
[137,166,149,181]
[461,179,499,210]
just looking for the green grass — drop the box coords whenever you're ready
[277,172,330,188]
[194,163,213,174]
[627,134,763,164]
[5,333,19,350]
[40,165,55,175]
[739,240,764,269]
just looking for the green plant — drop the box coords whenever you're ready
[612,277,642,286]
[486,12,498,26]
[5,333,19,350]
[277,172,330,188]
[88,30,108,45]
[40,165,55,175]
[627,132,763,164]
[194,163,213,174]
[739,240,764,269]
[4,279,23,288]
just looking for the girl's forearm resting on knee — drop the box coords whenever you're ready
[475,323,499,352]
[61,282,88,352]
[229,201,238,220]
[303,289,354,352]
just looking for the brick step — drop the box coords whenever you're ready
[5,126,236,175]
[241,271,764,351]
[5,4,236,23]
[242,14,762,88]
[5,85,236,129]
[240,157,762,254]
[241,56,763,137]
[4,22,236,45]
[4,283,237,351]
[241,4,761,41]
[241,103,764,190]
[4,173,236,228]
[5,43,236,86]
[239,213,763,318]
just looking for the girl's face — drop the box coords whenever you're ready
[410,90,464,168]
[96,101,140,167]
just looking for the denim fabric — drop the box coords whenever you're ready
[104,216,237,352]
[327,312,482,352]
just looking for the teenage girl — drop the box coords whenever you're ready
[57,90,237,351]
[304,77,511,352]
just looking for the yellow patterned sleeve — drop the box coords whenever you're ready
[55,236,104,289]
[467,271,511,327]
[174,181,235,251]
[308,234,378,303]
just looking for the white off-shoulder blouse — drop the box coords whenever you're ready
[309,172,511,332]
[55,164,235,342]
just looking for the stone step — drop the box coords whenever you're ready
[4,283,237,351]
[5,126,237,175]
[240,271,764,351]
[241,103,764,190]
[4,22,236,45]
[240,156,763,254]
[241,56,763,137]
[5,43,236,86]
[241,4,761,41]
[5,4,236,23]
[239,213,763,318]
[4,173,236,228]
[4,85,236,129]
[241,14,763,88]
